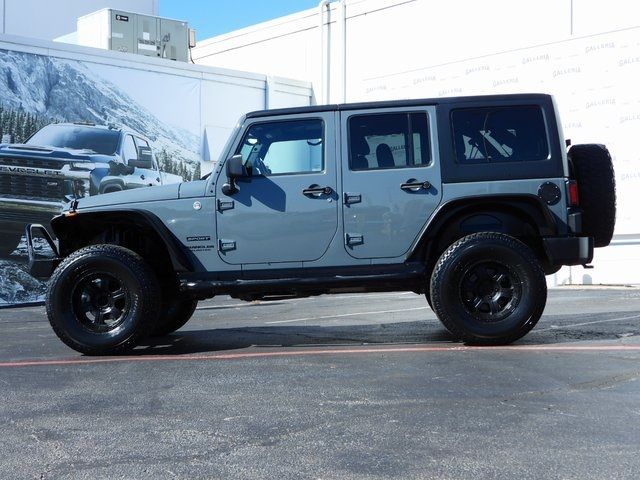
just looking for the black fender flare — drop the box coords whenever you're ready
[98,178,127,194]
[408,194,559,261]
[50,209,196,273]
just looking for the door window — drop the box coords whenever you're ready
[123,135,138,162]
[348,112,430,170]
[451,106,549,164]
[134,137,158,170]
[236,119,324,176]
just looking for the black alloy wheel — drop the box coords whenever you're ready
[459,261,522,322]
[71,271,132,334]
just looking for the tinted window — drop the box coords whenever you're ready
[349,112,430,170]
[27,124,120,155]
[451,106,549,164]
[236,119,324,176]
[135,137,150,149]
[134,137,157,169]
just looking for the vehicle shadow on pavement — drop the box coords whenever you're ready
[133,321,457,355]
[131,310,640,356]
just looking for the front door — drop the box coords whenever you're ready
[341,107,442,259]
[215,113,338,265]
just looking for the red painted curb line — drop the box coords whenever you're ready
[1,344,639,368]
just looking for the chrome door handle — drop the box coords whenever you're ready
[400,180,431,191]
[303,185,333,197]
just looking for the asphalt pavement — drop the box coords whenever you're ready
[1,287,640,479]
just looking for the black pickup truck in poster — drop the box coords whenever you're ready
[0,48,203,305]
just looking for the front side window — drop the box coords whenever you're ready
[236,119,324,176]
[348,112,430,170]
[123,135,138,162]
[451,106,549,164]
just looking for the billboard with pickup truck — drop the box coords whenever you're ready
[0,47,200,305]
[0,122,183,256]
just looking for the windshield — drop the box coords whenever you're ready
[26,124,120,155]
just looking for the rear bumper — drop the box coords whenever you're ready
[543,236,593,266]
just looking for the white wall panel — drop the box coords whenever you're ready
[0,0,158,41]
[573,0,640,35]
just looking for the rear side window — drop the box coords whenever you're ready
[451,106,549,164]
[349,112,430,170]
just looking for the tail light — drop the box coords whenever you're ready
[567,180,579,207]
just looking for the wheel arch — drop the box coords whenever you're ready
[409,194,558,270]
[51,209,195,274]
[99,178,126,194]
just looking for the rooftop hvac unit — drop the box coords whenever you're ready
[77,9,195,62]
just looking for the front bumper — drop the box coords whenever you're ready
[543,236,594,266]
[25,224,61,279]
[0,197,64,234]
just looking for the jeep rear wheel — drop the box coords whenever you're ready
[430,233,546,345]
[0,232,22,257]
[46,245,160,355]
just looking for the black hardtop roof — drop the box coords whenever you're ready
[246,93,552,119]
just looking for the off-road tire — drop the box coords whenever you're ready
[151,296,198,336]
[0,232,22,257]
[568,144,616,247]
[425,291,433,310]
[430,232,547,345]
[46,244,160,355]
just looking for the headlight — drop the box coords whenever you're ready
[72,178,91,198]
[71,162,96,171]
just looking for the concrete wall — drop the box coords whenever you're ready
[193,0,640,285]
[0,0,159,41]
[193,0,640,102]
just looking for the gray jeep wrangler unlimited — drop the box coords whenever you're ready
[29,94,616,355]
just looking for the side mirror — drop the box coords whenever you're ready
[222,154,246,195]
[109,160,134,176]
[226,154,245,178]
[129,146,154,170]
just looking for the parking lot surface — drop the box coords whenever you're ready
[1,287,640,479]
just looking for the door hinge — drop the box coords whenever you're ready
[218,239,236,252]
[217,199,235,212]
[344,192,362,205]
[346,233,364,247]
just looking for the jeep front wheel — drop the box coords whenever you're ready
[430,233,546,345]
[46,245,160,355]
[151,295,198,336]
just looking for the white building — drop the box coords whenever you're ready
[0,0,158,41]
[194,0,640,285]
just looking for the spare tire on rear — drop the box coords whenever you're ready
[568,144,616,247]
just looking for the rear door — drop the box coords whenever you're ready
[340,107,442,259]
[215,113,338,265]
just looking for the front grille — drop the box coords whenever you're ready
[0,209,58,225]
[0,156,65,170]
[0,175,65,200]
